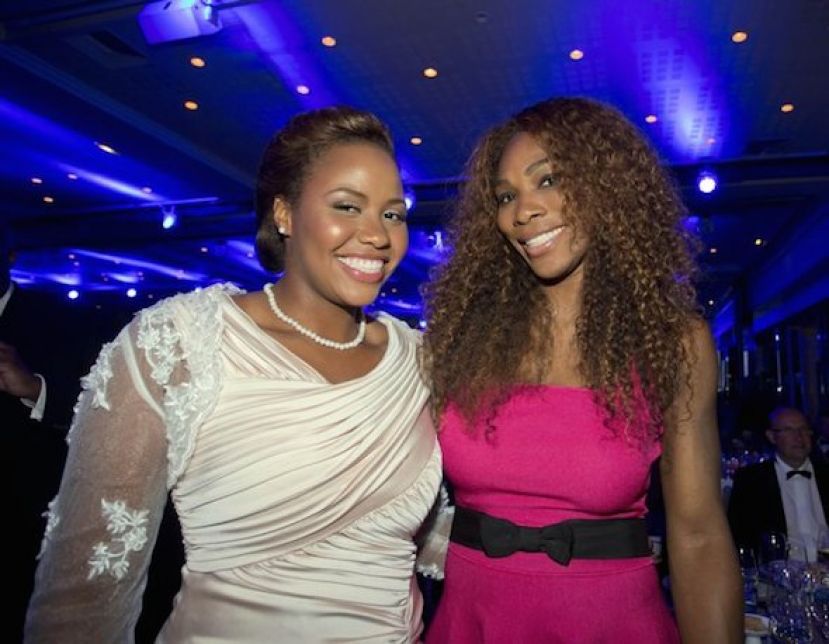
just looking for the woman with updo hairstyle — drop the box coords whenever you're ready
[26,106,441,643]
[421,98,742,642]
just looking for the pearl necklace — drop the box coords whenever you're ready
[264,283,366,350]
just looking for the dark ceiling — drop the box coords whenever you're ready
[1,0,828,326]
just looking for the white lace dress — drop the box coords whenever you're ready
[25,284,442,643]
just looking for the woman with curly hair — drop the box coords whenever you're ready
[422,97,742,642]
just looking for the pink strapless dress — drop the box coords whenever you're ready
[427,386,679,644]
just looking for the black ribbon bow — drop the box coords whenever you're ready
[787,470,812,479]
[479,514,574,565]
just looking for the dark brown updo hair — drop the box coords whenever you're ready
[255,105,395,272]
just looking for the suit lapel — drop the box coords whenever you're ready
[765,460,788,534]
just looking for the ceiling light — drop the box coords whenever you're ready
[184,100,199,110]
[95,142,118,155]
[43,196,55,203]
[296,85,311,95]
[31,177,43,184]
[569,49,584,61]
[410,136,423,145]
[142,186,153,194]
[67,289,79,300]
[709,247,718,254]
[127,288,137,298]
[645,114,658,124]
[200,246,208,253]
[708,299,715,306]
[321,36,336,47]
[162,205,177,229]
[780,103,795,113]
[731,31,748,43]
[190,56,206,68]
[67,173,78,180]
[697,170,718,194]
[422,67,438,78]
[754,238,764,246]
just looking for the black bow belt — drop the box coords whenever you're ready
[450,505,651,566]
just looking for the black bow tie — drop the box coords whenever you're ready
[787,470,812,480]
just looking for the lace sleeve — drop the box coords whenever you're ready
[24,321,175,643]
[416,483,454,580]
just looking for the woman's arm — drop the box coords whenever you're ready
[660,320,743,643]
[25,325,170,643]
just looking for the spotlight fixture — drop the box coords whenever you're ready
[410,136,423,145]
[95,142,118,155]
[422,67,438,78]
[142,187,153,194]
[67,173,78,180]
[569,49,584,61]
[296,85,311,95]
[190,56,206,68]
[697,170,718,194]
[645,114,658,124]
[321,36,336,47]
[709,247,718,254]
[43,196,55,203]
[754,238,764,246]
[161,205,178,229]
[68,289,80,300]
[184,100,199,110]
[127,288,138,298]
[31,177,43,184]
[731,31,748,43]
[780,103,795,113]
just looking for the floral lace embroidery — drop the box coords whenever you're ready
[37,497,60,559]
[416,482,454,581]
[87,499,149,580]
[137,283,241,488]
[80,339,119,411]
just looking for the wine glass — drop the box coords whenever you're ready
[738,546,760,610]
[761,531,788,565]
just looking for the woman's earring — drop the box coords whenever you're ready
[278,225,286,235]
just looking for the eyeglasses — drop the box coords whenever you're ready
[771,426,813,436]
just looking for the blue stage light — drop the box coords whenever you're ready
[162,206,178,229]
[697,170,718,194]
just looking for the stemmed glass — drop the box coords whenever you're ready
[738,546,760,612]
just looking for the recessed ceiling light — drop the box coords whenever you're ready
[410,136,423,145]
[190,56,206,68]
[321,36,336,47]
[296,85,311,95]
[184,100,199,111]
[67,289,80,300]
[68,253,76,260]
[142,186,153,194]
[127,288,137,298]
[780,103,795,113]
[731,31,748,43]
[67,173,78,180]
[43,196,54,203]
[569,49,584,61]
[645,114,658,124]
[754,238,764,246]
[422,67,438,78]
[708,299,715,306]
[709,247,718,254]
[31,177,43,184]
[200,246,208,253]
[96,142,118,155]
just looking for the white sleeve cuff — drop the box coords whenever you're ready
[21,373,47,421]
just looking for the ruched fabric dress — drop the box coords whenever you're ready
[427,385,679,644]
[25,284,441,643]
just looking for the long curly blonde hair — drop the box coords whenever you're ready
[422,97,701,440]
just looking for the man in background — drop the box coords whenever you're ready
[728,407,829,561]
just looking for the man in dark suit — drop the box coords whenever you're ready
[1,226,100,641]
[727,407,829,560]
